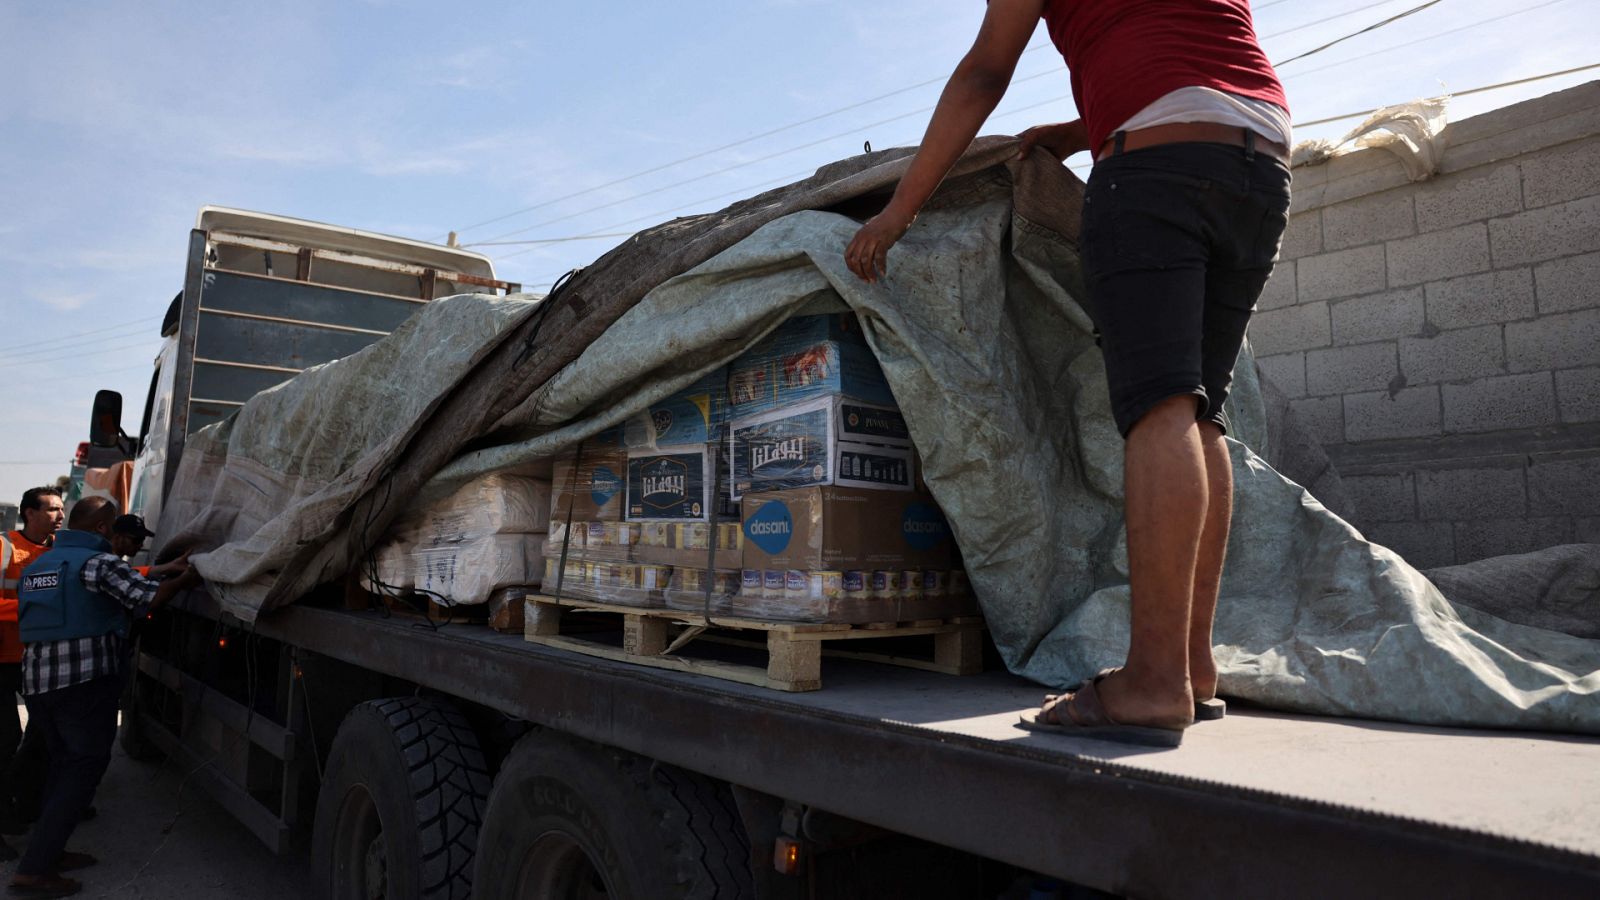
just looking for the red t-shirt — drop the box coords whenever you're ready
[1042,0,1289,154]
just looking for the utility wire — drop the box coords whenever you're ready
[1275,0,1444,67]
[1260,0,1421,41]
[1294,62,1600,128]
[478,0,1439,250]
[7,329,161,362]
[473,65,1067,247]
[450,40,1060,239]
[12,315,161,354]
[0,336,153,370]
[1283,0,1570,81]
[504,56,1595,285]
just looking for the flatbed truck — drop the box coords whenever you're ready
[88,208,1600,900]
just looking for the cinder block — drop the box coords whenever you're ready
[1519,134,1600,209]
[1527,456,1600,516]
[1453,517,1575,563]
[1488,194,1600,268]
[1298,245,1386,302]
[1307,342,1398,396]
[1289,396,1343,445]
[1342,473,1415,523]
[1533,250,1600,314]
[1505,307,1600,373]
[1365,521,1454,569]
[1343,386,1441,442]
[1249,302,1330,355]
[1279,210,1323,260]
[1386,223,1491,287]
[1441,373,1558,434]
[1256,352,1306,398]
[1414,162,1522,232]
[1399,325,1505,385]
[1257,261,1297,311]
[1425,269,1536,330]
[1416,466,1526,520]
[1331,287,1425,346]
[1323,191,1415,251]
[1555,367,1600,423]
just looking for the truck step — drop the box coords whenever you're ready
[517,592,985,692]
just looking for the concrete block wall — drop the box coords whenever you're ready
[1250,81,1600,567]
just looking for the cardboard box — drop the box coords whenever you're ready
[730,397,914,499]
[727,314,896,415]
[623,369,729,448]
[626,448,714,521]
[550,449,627,522]
[739,487,954,571]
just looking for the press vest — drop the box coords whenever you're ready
[18,530,130,643]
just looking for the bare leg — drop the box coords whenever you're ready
[1189,422,1231,702]
[1091,394,1207,728]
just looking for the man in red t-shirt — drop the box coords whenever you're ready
[847,0,1291,746]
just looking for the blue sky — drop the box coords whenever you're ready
[2,0,1597,509]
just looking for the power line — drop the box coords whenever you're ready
[475,65,1068,248]
[0,336,154,370]
[1294,62,1600,128]
[506,57,1596,285]
[465,232,637,248]
[14,314,162,354]
[1282,0,1569,81]
[451,41,1060,239]
[1275,0,1444,67]
[1260,0,1419,41]
[7,328,162,362]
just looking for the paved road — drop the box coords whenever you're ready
[2,702,310,899]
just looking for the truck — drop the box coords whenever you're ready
[82,206,1600,900]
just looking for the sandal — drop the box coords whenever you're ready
[1051,667,1227,721]
[55,853,96,873]
[1019,674,1185,748]
[7,875,82,899]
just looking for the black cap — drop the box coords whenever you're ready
[112,514,155,539]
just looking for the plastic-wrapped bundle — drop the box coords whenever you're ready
[387,473,552,543]
[364,534,548,603]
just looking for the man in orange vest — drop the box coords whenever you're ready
[1,487,65,854]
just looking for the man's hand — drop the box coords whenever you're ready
[846,205,916,284]
[1016,120,1089,162]
[148,550,190,579]
[151,563,201,611]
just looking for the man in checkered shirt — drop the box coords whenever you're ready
[11,497,197,898]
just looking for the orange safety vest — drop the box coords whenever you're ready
[1,530,52,664]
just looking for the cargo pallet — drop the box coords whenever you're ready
[517,591,984,692]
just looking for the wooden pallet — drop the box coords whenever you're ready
[520,593,984,692]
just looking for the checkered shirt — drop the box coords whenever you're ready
[21,553,155,696]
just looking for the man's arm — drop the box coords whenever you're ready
[845,0,1046,283]
[83,554,198,613]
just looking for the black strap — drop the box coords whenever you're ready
[1243,129,1256,162]
[1112,130,1127,155]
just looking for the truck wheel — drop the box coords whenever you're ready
[311,698,491,900]
[473,732,754,900]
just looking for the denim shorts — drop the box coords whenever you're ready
[1080,141,1292,437]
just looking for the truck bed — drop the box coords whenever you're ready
[247,603,1600,898]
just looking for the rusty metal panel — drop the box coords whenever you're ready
[201,270,421,333]
[194,309,381,373]
[191,361,298,405]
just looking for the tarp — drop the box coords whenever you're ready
[160,138,1600,734]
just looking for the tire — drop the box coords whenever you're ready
[472,731,754,900]
[311,697,491,900]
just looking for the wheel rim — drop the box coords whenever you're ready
[330,784,387,900]
[515,830,612,900]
